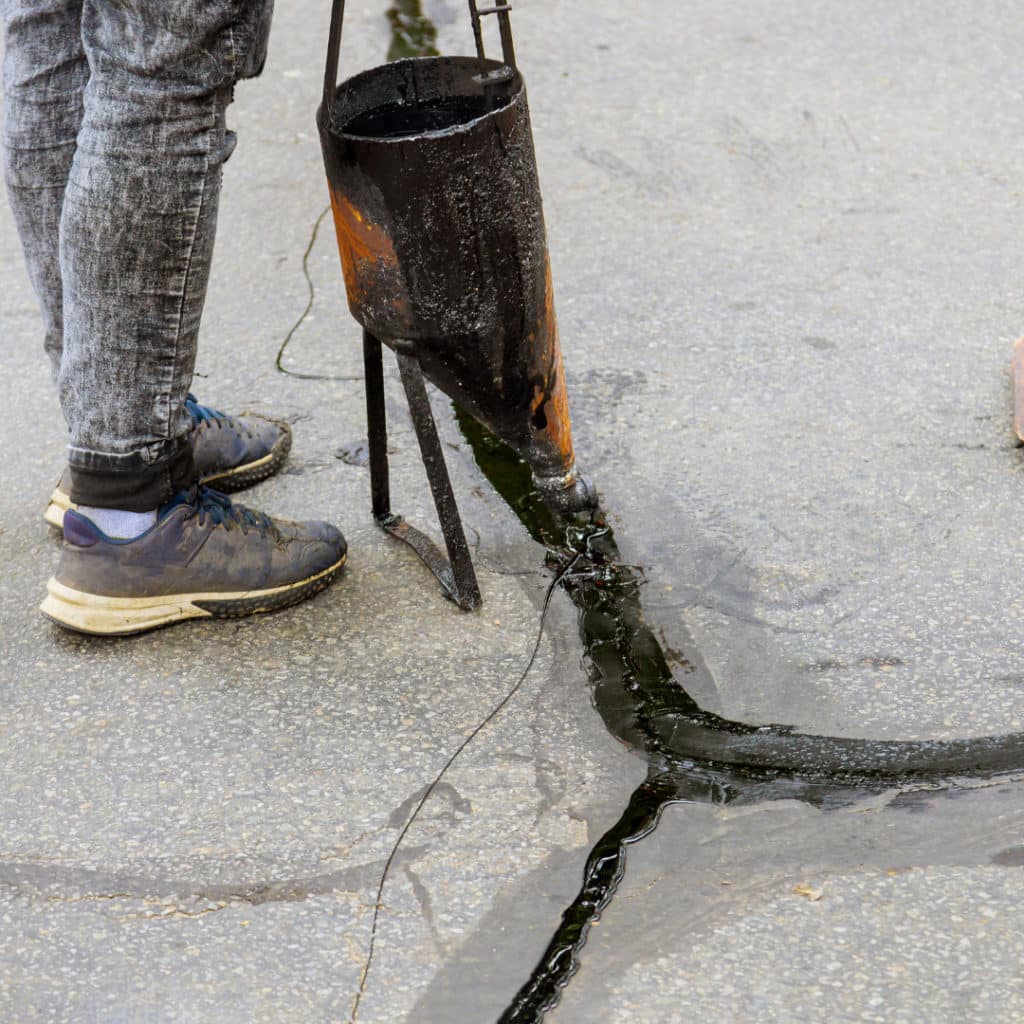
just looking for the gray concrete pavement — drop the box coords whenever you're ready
[4,0,1024,1022]
[549,779,1024,1024]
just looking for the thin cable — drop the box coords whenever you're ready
[349,552,581,1022]
[275,204,360,383]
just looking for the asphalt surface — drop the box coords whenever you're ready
[3,1,1024,1021]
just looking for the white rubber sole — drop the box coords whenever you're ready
[40,556,346,636]
[43,486,72,530]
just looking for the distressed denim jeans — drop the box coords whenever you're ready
[2,0,273,509]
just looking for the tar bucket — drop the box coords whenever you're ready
[317,0,596,609]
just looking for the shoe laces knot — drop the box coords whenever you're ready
[186,393,227,430]
[183,485,277,539]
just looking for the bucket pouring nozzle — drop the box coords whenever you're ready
[535,471,599,514]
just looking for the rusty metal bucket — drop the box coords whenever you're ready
[317,0,595,609]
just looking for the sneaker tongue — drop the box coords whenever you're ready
[159,485,237,523]
[185,394,226,426]
[159,488,196,517]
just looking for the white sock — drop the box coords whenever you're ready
[77,505,157,540]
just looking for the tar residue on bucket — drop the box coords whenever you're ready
[342,94,495,138]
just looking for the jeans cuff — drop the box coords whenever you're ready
[68,441,196,511]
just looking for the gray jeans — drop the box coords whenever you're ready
[2,0,273,510]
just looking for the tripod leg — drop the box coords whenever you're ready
[363,330,391,520]
[395,347,481,611]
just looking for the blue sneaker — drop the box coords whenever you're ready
[44,395,292,528]
[41,485,346,636]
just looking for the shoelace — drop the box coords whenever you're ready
[185,393,226,428]
[173,484,278,539]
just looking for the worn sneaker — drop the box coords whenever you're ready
[43,394,293,529]
[40,485,346,636]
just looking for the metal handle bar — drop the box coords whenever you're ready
[468,0,517,70]
[321,0,346,116]
[321,0,518,117]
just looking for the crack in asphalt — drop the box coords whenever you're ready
[0,855,425,912]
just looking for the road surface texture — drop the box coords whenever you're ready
[2,1,1023,1022]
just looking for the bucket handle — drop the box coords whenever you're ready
[321,0,346,117]
[321,0,519,117]
[467,1,518,72]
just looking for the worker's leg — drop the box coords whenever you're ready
[36,1,348,637]
[3,1,290,535]
[57,0,264,511]
[2,0,87,380]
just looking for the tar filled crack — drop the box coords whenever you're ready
[455,407,1024,1023]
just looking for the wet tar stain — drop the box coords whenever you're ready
[452,406,1024,1023]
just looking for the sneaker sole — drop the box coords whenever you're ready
[43,485,72,530]
[200,421,293,494]
[43,423,294,530]
[39,554,345,637]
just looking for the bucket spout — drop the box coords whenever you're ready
[402,246,596,516]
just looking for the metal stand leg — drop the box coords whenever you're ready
[363,330,391,520]
[395,346,481,611]
[361,332,481,611]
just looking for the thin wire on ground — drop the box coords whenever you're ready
[275,204,361,383]
[350,553,581,1022]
